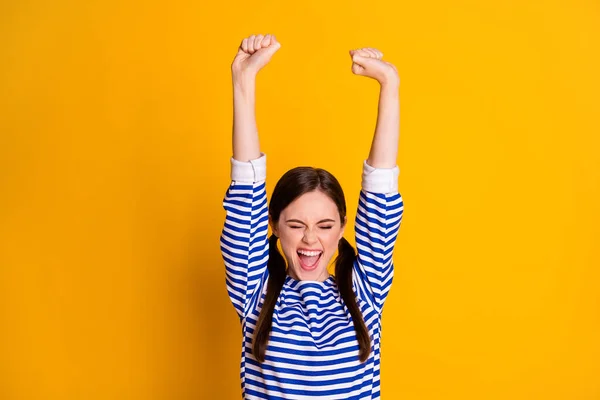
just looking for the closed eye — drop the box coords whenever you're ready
[289,225,333,229]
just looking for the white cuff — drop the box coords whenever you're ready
[231,153,267,182]
[361,160,399,193]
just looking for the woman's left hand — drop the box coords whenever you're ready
[349,47,399,86]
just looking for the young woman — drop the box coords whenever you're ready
[220,33,404,399]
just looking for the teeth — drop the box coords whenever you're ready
[298,250,322,257]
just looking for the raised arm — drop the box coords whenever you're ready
[221,34,281,319]
[350,47,400,168]
[349,47,404,312]
[231,34,280,161]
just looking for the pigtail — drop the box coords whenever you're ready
[335,237,371,362]
[252,234,287,362]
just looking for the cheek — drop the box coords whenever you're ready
[321,230,343,251]
[279,228,301,242]
[278,229,302,254]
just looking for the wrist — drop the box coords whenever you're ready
[232,71,256,87]
[379,80,400,95]
[378,74,400,90]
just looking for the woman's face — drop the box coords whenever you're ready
[270,190,346,282]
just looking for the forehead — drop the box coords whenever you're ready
[281,191,339,221]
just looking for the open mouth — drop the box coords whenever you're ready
[297,249,323,271]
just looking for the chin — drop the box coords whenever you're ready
[296,269,324,281]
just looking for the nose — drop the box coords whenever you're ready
[302,228,318,244]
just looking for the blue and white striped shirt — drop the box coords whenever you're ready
[221,154,404,399]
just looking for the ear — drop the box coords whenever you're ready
[338,216,347,241]
[269,214,279,237]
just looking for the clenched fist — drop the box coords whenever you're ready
[350,47,399,86]
[231,34,281,78]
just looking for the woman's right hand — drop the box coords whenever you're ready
[231,34,281,79]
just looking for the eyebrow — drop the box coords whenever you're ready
[285,219,336,225]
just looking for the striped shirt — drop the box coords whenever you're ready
[220,154,404,399]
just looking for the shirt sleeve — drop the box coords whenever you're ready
[220,153,270,319]
[352,160,404,314]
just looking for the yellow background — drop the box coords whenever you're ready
[1,0,599,399]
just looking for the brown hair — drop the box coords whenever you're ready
[252,167,371,363]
